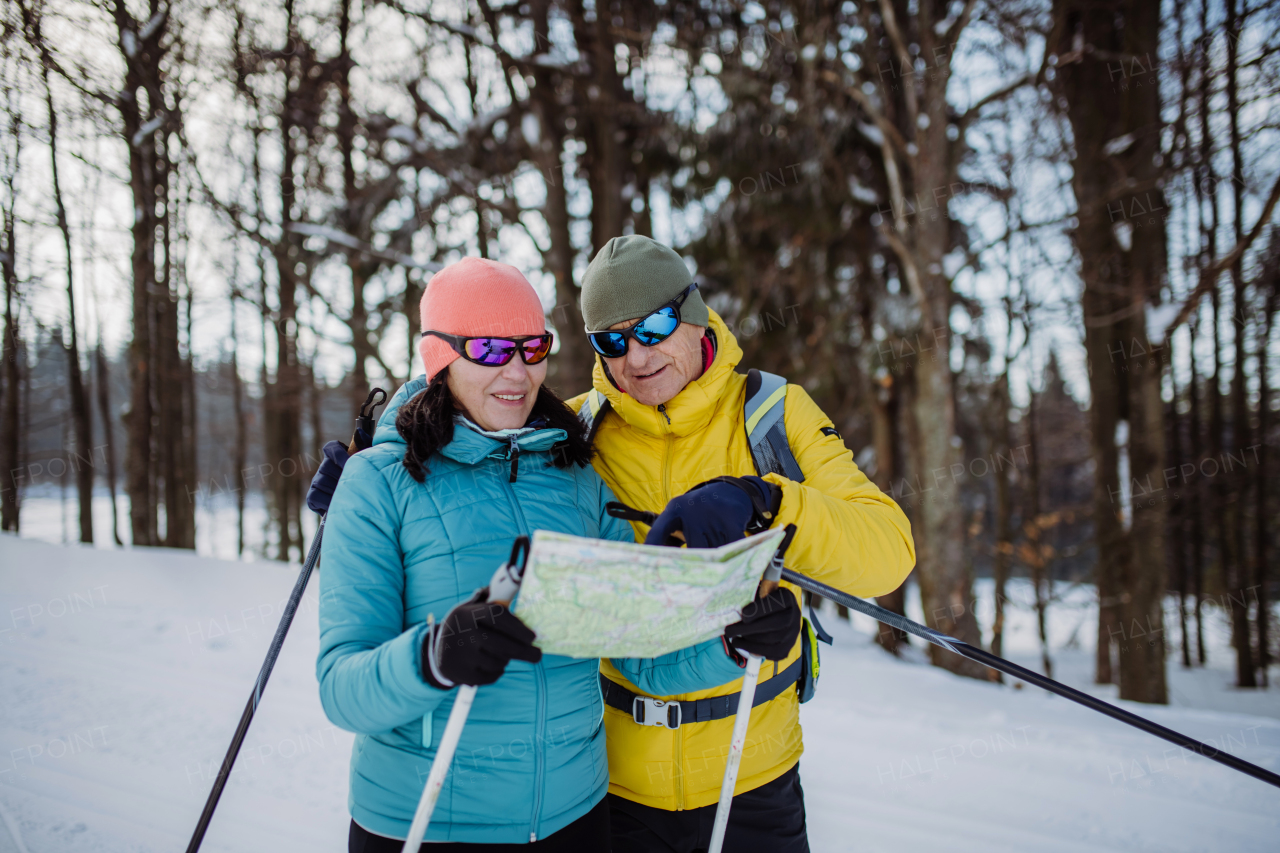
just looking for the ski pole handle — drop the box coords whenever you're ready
[486,536,530,606]
[401,683,477,852]
[348,387,387,454]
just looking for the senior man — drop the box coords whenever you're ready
[573,235,915,853]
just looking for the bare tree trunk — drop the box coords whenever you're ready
[94,342,122,545]
[95,0,172,549]
[573,0,624,251]
[262,0,305,562]
[1055,0,1168,702]
[872,371,908,652]
[229,290,246,557]
[156,137,193,549]
[1,62,20,533]
[1189,317,1207,664]
[1027,385,1052,678]
[529,0,592,397]
[1168,338,1191,667]
[991,374,1013,679]
[1224,0,1257,688]
[43,73,93,543]
[336,0,376,410]
[181,200,197,541]
[885,2,985,679]
[1256,288,1274,686]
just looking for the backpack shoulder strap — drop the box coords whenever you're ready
[577,388,612,446]
[743,369,805,482]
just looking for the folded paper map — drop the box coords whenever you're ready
[510,527,787,659]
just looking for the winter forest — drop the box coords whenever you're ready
[2,1,1280,843]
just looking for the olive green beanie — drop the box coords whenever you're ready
[580,235,709,331]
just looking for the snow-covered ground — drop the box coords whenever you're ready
[1,533,1277,852]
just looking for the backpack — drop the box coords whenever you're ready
[578,368,834,701]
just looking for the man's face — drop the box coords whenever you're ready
[601,320,705,407]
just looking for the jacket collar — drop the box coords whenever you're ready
[372,375,567,466]
[438,421,567,466]
[591,309,743,438]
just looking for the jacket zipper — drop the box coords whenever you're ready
[655,406,683,808]
[508,435,520,483]
[531,660,547,840]
[496,460,543,841]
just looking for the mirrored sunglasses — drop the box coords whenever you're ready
[423,331,554,367]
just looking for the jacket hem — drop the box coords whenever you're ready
[606,752,801,811]
[349,780,608,844]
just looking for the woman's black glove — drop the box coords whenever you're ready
[422,600,542,688]
[643,476,783,548]
[723,588,801,661]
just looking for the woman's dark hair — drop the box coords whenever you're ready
[396,368,593,482]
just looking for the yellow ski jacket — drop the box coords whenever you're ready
[568,309,916,811]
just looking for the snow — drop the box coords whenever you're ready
[1103,133,1138,158]
[2,534,1278,852]
[130,117,164,149]
[386,124,418,145]
[138,13,165,42]
[1146,301,1182,344]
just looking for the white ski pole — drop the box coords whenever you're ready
[400,680,475,852]
[707,527,793,853]
[400,537,531,853]
[707,651,764,853]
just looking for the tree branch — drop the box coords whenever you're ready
[1161,168,1280,344]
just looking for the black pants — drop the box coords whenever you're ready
[609,764,809,853]
[348,796,610,852]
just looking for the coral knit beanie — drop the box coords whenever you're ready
[418,258,547,381]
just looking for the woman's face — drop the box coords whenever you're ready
[446,350,547,432]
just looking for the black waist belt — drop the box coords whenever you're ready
[600,657,803,729]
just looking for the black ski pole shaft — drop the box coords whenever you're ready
[780,568,1280,791]
[185,387,386,851]
[185,515,326,853]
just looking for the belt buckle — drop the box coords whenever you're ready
[632,696,681,728]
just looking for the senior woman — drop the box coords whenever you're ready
[315,258,777,851]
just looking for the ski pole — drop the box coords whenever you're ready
[708,525,796,853]
[601,501,1280,792]
[779,568,1280,792]
[401,537,532,852]
[185,515,326,853]
[185,388,387,853]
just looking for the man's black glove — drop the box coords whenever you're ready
[643,476,783,548]
[723,588,801,661]
[306,440,351,514]
[422,600,542,688]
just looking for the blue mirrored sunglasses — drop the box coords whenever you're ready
[586,283,698,358]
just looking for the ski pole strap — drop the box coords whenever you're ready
[349,387,388,453]
[605,501,657,524]
[600,658,802,729]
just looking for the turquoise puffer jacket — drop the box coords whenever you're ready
[317,378,743,843]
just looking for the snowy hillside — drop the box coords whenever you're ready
[1,534,1277,852]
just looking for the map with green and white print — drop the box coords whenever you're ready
[510,527,787,659]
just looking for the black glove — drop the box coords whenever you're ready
[643,476,782,548]
[422,600,542,688]
[306,440,351,514]
[723,588,801,661]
